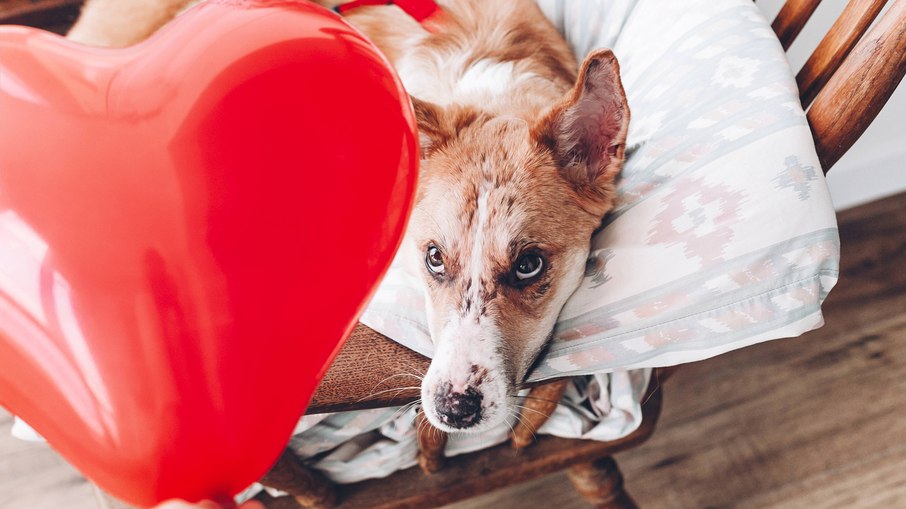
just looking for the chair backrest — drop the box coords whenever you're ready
[772,0,906,171]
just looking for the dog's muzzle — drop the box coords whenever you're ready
[433,382,483,428]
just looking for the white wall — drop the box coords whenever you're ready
[756,0,906,210]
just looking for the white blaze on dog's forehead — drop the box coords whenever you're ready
[467,185,492,305]
[396,45,466,105]
[398,50,538,106]
[418,177,471,247]
[456,59,538,99]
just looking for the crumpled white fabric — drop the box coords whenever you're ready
[283,370,650,484]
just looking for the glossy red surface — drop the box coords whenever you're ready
[0,0,418,506]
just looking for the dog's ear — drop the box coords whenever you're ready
[534,49,629,214]
[411,96,483,159]
[411,96,449,158]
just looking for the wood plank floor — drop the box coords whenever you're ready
[2,191,905,509]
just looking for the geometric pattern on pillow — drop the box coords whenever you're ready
[362,0,839,381]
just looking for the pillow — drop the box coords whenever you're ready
[361,0,839,381]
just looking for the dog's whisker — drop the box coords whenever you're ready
[389,400,421,422]
[512,412,537,441]
[503,409,518,437]
[359,385,421,398]
[513,404,551,419]
[394,372,426,381]
[509,395,563,405]
[511,416,532,441]
[396,365,427,379]
[400,362,427,378]
[510,397,572,413]
[369,372,424,394]
[353,368,426,408]
[417,412,435,438]
[356,385,422,403]
[538,399,586,414]
[416,417,424,436]
[513,401,552,412]
[390,406,414,424]
[641,370,662,406]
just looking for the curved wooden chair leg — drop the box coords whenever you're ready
[511,379,570,449]
[416,410,448,474]
[568,457,638,509]
[255,491,310,509]
[258,449,337,509]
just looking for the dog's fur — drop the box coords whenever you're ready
[70,0,629,433]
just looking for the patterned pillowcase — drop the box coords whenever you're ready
[361,0,839,382]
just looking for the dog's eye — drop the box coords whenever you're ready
[515,254,544,280]
[426,246,445,274]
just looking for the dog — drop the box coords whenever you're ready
[68,0,630,434]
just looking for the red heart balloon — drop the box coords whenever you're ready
[0,0,417,506]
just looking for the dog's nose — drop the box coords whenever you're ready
[434,384,483,429]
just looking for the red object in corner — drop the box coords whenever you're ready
[336,0,444,24]
[0,0,418,507]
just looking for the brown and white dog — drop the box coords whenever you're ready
[69,0,630,434]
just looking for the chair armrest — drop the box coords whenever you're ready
[309,323,677,414]
[307,323,428,414]
[308,323,565,414]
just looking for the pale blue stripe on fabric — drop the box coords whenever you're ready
[531,277,831,379]
[557,228,840,334]
[552,270,835,356]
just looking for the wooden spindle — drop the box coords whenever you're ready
[807,0,906,171]
[511,379,570,449]
[772,0,823,50]
[416,410,448,474]
[568,457,639,509]
[259,450,337,509]
[797,0,889,107]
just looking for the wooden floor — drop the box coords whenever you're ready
[2,191,905,509]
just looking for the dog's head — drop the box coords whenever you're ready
[408,50,629,432]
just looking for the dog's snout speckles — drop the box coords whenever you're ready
[469,364,488,384]
[434,382,483,429]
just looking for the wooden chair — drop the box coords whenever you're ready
[3,1,904,507]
